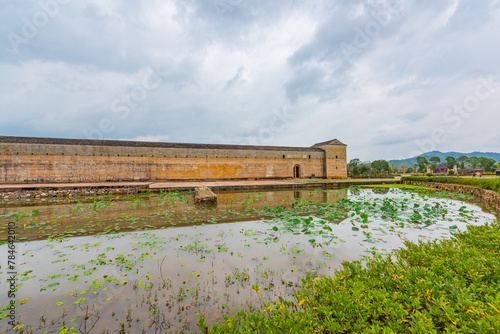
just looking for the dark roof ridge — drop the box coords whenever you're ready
[0,136,325,152]
[311,138,347,148]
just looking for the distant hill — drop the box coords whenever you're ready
[388,151,500,167]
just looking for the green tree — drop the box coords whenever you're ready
[429,157,441,164]
[371,160,390,173]
[468,157,480,169]
[457,155,468,169]
[359,165,370,174]
[429,157,440,171]
[352,166,360,175]
[445,156,456,169]
[416,157,428,173]
[348,158,360,167]
[406,167,414,173]
[479,157,496,171]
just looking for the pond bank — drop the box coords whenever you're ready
[0,178,398,202]
[402,180,500,208]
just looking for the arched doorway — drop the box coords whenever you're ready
[293,165,301,178]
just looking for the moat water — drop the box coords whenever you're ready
[0,187,496,333]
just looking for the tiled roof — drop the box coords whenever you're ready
[0,136,325,152]
[310,138,347,148]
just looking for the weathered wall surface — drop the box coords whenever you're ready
[0,142,329,183]
[319,145,347,179]
[0,138,349,183]
[0,154,326,183]
[0,142,324,159]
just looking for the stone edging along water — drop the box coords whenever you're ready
[3,179,498,207]
[0,179,399,203]
[0,186,142,201]
[402,180,500,208]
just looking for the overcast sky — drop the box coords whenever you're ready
[1,0,499,161]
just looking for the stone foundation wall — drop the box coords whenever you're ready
[0,186,146,202]
[402,180,500,208]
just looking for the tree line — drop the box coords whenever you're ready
[348,158,390,175]
[415,156,499,173]
[348,156,500,175]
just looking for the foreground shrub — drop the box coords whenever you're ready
[454,178,482,186]
[480,179,500,192]
[402,176,482,187]
[402,176,434,182]
[209,222,500,333]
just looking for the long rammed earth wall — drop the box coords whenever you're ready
[0,139,347,183]
[402,180,500,208]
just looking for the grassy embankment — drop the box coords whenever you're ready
[358,184,435,190]
[402,176,500,193]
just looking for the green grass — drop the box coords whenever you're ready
[358,184,435,190]
[207,221,500,333]
[480,179,500,192]
[402,176,500,193]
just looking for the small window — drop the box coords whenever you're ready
[309,155,311,159]
[283,155,285,158]
[336,155,338,159]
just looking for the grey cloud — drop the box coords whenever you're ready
[225,66,248,90]
[284,68,324,102]
[400,112,428,122]
[1,0,499,161]
[284,1,412,103]
[442,1,499,31]
[388,81,430,96]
